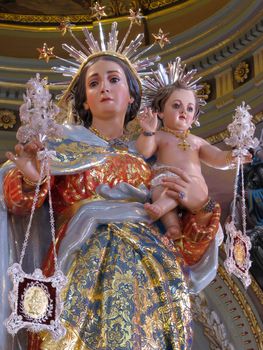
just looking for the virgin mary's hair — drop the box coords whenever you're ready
[74,55,141,127]
[151,81,201,120]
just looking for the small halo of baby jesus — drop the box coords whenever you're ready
[136,81,251,241]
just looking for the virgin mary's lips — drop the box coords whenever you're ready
[100,97,113,102]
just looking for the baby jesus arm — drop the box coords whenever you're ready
[136,108,159,158]
[199,137,251,169]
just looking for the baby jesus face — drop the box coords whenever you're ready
[159,88,196,131]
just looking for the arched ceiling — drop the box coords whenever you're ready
[0,0,263,129]
[0,0,228,20]
[0,0,230,58]
[0,2,263,349]
[0,0,263,145]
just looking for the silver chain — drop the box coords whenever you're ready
[240,161,247,235]
[231,155,240,223]
[19,149,58,270]
[231,154,246,235]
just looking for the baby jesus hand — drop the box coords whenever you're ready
[226,150,253,168]
[139,107,158,132]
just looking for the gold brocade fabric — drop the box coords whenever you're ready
[51,149,152,214]
[41,322,88,349]
[40,223,192,350]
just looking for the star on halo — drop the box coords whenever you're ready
[57,18,75,35]
[152,28,170,48]
[91,2,107,21]
[37,43,55,63]
[128,9,144,26]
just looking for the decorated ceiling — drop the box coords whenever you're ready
[0,0,226,17]
[1,0,262,141]
[3,0,186,16]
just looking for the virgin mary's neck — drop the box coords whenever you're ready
[91,119,124,140]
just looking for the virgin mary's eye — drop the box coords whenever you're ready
[89,81,98,88]
[110,76,120,83]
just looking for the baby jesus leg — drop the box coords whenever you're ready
[161,209,182,241]
[145,185,178,219]
[144,185,182,239]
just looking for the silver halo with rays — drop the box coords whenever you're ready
[141,57,207,126]
[51,20,161,107]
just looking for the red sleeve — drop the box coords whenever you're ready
[3,168,54,215]
[176,203,221,265]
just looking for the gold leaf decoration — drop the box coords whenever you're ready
[0,110,16,129]
[234,61,249,83]
[197,82,211,100]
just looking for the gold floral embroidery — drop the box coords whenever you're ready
[51,222,192,349]
[40,321,90,350]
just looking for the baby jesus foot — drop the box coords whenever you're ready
[165,226,182,241]
[144,202,163,221]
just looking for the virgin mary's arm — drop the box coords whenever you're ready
[3,167,52,215]
[178,201,221,265]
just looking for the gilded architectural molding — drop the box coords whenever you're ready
[252,111,263,124]
[205,130,230,145]
[198,82,211,101]
[0,99,22,106]
[196,31,263,79]
[192,293,234,350]
[144,0,183,11]
[217,265,263,349]
[0,13,92,24]
[0,65,51,74]
[251,278,263,306]
[0,1,182,24]
[253,47,263,76]
[215,69,233,98]
[197,32,263,77]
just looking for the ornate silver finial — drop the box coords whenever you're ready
[17,73,62,144]
[224,102,259,288]
[225,102,259,154]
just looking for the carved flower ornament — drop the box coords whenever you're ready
[0,110,16,129]
[234,61,249,83]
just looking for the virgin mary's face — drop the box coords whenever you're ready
[83,59,133,123]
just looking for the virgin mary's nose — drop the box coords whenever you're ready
[100,79,110,93]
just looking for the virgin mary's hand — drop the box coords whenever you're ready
[6,140,43,182]
[161,167,208,212]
